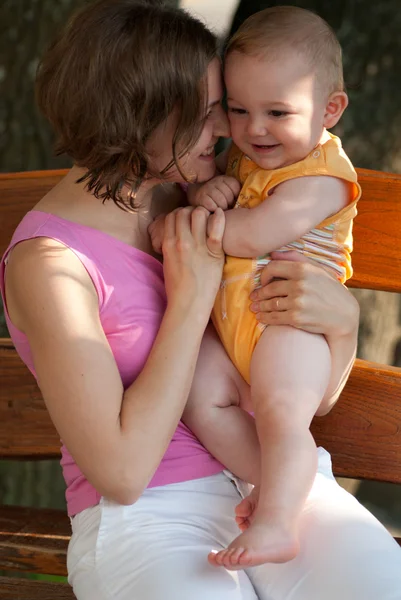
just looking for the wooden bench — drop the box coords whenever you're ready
[0,168,401,599]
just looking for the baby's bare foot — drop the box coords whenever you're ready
[208,518,299,570]
[235,486,259,531]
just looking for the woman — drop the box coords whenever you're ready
[1,1,400,599]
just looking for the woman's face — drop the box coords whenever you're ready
[148,58,230,183]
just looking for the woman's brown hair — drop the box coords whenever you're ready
[36,0,218,209]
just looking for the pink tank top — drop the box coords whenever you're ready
[0,211,223,516]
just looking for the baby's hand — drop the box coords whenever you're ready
[148,213,167,254]
[192,175,241,212]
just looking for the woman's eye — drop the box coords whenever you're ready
[270,110,287,118]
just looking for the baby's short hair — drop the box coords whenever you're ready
[226,6,344,95]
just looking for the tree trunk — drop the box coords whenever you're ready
[352,290,401,365]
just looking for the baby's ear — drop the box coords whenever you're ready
[323,91,348,129]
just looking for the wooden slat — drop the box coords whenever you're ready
[0,167,401,292]
[0,506,70,576]
[0,170,67,259]
[0,576,74,600]
[2,337,401,483]
[311,359,401,483]
[350,169,401,293]
[0,339,61,458]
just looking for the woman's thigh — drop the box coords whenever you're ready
[249,448,401,600]
[67,473,258,600]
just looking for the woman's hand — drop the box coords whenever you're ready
[162,206,225,319]
[250,251,359,337]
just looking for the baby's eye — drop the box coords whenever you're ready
[229,107,247,115]
[270,110,287,118]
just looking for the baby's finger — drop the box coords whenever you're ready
[150,234,163,254]
[208,188,230,210]
[199,195,219,212]
[222,176,241,197]
[148,213,165,234]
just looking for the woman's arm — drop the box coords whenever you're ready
[5,207,225,505]
[250,252,359,415]
[318,325,358,415]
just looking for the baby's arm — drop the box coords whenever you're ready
[222,176,350,257]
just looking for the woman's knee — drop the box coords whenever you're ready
[297,474,401,598]
[251,484,401,600]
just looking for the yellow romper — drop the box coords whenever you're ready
[212,134,361,385]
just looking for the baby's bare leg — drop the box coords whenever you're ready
[182,324,261,486]
[211,325,331,570]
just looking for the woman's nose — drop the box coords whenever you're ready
[213,106,231,139]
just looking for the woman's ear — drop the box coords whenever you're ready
[323,91,348,129]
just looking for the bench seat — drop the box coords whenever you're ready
[0,576,74,600]
[0,505,70,576]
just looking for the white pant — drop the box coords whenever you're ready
[67,448,401,600]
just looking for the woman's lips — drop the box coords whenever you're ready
[199,146,216,161]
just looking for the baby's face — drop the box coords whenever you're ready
[225,51,328,170]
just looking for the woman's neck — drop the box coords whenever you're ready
[34,165,181,253]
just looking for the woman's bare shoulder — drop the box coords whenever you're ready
[5,236,97,333]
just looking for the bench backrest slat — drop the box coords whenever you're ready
[2,339,401,483]
[1,168,401,292]
[351,169,401,292]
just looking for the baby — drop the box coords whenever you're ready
[150,6,360,570]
